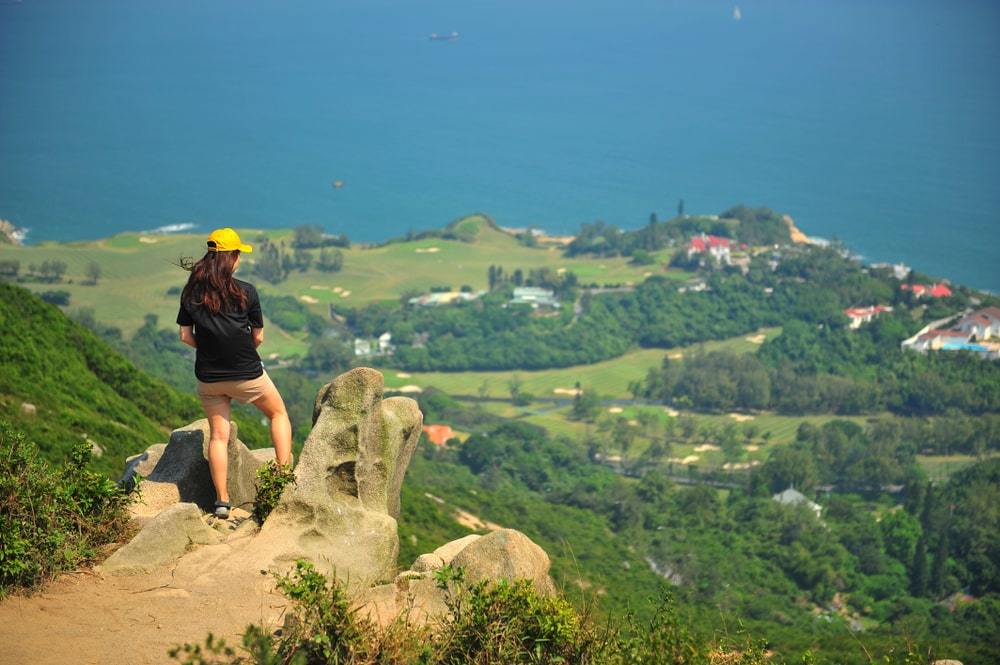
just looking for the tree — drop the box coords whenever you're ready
[571,384,601,422]
[0,259,19,279]
[292,224,325,248]
[316,248,343,273]
[85,262,101,285]
[677,199,685,217]
[911,535,929,596]
[292,248,312,272]
[39,260,67,282]
[612,418,637,468]
[303,337,353,374]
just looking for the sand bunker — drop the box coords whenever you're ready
[310,285,330,290]
[556,267,567,274]
[663,407,679,417]
[553,387,582,396]
[745,334,767,344]
[299,295,319,304]
[627,419,639,426]
[694,444,720,452]
[138,236,158,244]
[643,272,653,277]
[424,493,445,505]
[728,413,755,422]
[669,455,700,465]
[668,352,684,360]
[396,372,412,379]
[607,407,624,414]
[267,353,280,360]
[723,461,762,471]
[395,385,422,394]
[746,445,760,452]
[415,247,440,254]
[340,290,351,298]
[333,286,343,293]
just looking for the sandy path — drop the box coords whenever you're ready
[0,547,289,664]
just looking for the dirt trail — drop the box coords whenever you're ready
[0,543,289,665]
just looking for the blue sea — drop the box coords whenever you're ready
[1,0,998,291]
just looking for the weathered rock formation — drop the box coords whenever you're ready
[104,367,553,631]
[245,367,423,585]
[125,420,263,524]
[100,503,222,575]
[359,528,557,625]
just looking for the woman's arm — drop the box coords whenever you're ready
[252,327,264,348]
[179,325,197,349]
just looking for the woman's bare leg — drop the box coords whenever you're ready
[203,399,232,503]
[252,385,292,466]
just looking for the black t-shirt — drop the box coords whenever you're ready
[176,279,264,383]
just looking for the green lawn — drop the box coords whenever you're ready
[917,454,997,482]
[383,327,781,399]
[0,216,683,344]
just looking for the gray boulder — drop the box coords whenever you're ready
[450,529,556,594]
[99,503,222,575]
[358,529,553,626]
[411,533,481,573]
[246,368,422,586]
[145,419,263,512]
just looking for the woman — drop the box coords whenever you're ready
[176,227,292,518]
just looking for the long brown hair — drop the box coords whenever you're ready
[180,250,248,315]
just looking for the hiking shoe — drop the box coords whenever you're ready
[214,500,231,519]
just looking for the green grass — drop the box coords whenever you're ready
[0,216,683,346]
[917,453,998,483]
[384,327,782,399]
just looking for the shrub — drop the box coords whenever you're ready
[0,421,132,595]
[253,461,296,523]
[39,290,71,306]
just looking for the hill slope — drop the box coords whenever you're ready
[0,282,267,476]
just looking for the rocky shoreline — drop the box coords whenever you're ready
[0,219,25,245]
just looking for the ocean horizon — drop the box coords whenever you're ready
[1,0,998,291]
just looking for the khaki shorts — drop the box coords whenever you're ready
[197,372,275,409]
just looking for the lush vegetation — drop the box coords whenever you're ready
[169,559,795,665]
[394,391,1000,663]
[565,206,790,258]
[0,422,132,595]
[0,283,270,477]
[253,461,296,523]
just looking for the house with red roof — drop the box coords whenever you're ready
[686,234,731,264]
[843,305,892,330]
[422,424,456,446]
[901,282,952,299]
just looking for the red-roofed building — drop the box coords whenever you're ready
[687,234,731,264]
[930,283,953,298]
[901,282,952,299]
[843,305,892,330]
[422,424,456,446]
[954,306,1000,340]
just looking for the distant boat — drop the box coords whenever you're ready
[733,5,742,21]
[428,32,460,42]
[331,180,344,190]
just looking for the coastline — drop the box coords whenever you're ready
[0,219,26,246]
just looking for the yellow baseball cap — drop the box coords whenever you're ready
[206,227,252,253]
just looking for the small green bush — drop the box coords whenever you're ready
[0,421,132,595]
[253,461,296,523]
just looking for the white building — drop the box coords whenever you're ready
[772,487,822,519]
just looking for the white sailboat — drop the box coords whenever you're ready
[733,5,742,21]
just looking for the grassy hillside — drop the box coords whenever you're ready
[0,283,269,477]
[0,215,681,358]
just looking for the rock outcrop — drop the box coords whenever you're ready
[244,368,423,585]
[100,503,222,575]
[359,528,556,625]
[126,420,263,523]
